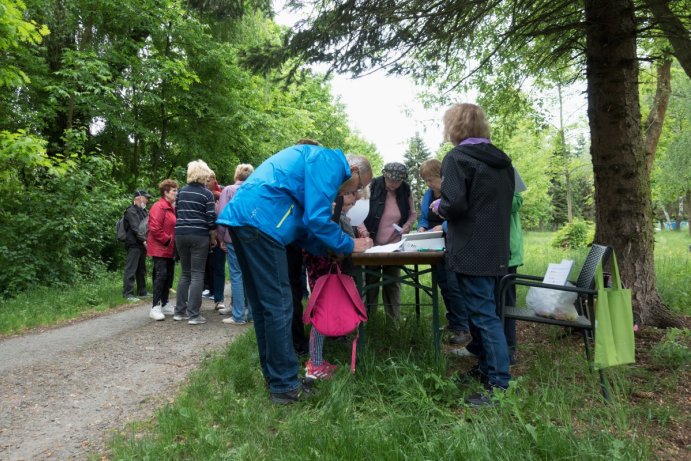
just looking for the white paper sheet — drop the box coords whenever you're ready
[365,240,405,253]
[346,199,369,226]
[542,259,574,285]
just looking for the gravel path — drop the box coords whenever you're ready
[0,293,248,460]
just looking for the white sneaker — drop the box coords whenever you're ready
[149,305,165,321]
[222,317,246,325]
[201,289,211,297]
[218,306,232,315]
[161,303,175,316]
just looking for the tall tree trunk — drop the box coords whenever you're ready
[43,0,75,156]
[644,57,672,173]
[584,0,680,327]
[644,0,691,79]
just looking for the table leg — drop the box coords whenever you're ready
[431,265,440,356]
[414,264,421,321]
[355,265,366,361]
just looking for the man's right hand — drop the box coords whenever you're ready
[353,237,373,253]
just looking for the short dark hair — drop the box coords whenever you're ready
[296,138,321,146]
[158,179,179,197]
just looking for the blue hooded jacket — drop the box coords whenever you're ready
[216,144,355,255]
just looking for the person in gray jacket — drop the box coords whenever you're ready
[123,190,150,302]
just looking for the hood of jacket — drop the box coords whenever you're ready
[459,143,512,169]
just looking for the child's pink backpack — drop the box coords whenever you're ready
[303,265,368,374]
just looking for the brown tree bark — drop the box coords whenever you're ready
[644,58,672,173]
[644,0,691,79]
[585,0,681,327]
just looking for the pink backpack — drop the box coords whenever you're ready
[303,265,368,374]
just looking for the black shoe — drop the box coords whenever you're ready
[448,330,471,346]
[270,381,318,405]
[465,384,507,407]
[457,364,489,387]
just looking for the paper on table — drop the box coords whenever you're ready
[365,240,405,253]
[542,259,574,285]
[346,199,369,226]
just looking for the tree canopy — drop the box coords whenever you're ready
[0,0,382,297]
[268,0,690,326]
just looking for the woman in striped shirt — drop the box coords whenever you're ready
[173,159,218,325]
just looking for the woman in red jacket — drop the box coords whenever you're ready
[147,179,179,320]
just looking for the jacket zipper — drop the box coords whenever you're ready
[276,204,294,228]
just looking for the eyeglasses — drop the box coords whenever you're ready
[340,171,366,197]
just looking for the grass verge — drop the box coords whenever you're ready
[0,270,124,336]
[104,308,689,460]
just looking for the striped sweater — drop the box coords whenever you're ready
[175,182,217,236]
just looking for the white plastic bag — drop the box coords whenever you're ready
[526,283,579,321]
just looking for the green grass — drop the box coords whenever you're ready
[105,312,667,460]
[520,231,690,315]
[0,270,124,335]
[104,232,691,460]
[653,231,691,315]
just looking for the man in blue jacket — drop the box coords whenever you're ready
[217,144,373,404]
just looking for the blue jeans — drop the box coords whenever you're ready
[455,273,511,389]
[228,226,299,393]
[226,243,252,322]
[175,234,209,320]
[435,259,469,332]
[211,245,226,303]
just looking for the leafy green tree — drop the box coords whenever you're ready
[271,0,690,326]
[403,133,431,210]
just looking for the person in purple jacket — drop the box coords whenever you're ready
[216,163,254,325]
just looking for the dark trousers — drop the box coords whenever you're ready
[210,245,226,303]
[435,258,469,332]
[467,266,517,363]
[123,244,146,297]
[204,250,214,292]
[152,256,175,307]
[456,274,511,389]
[175,234,209,319]
[286,244,308,354]
[229,226,300,393]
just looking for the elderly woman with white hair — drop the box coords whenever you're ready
[174,159,218,325]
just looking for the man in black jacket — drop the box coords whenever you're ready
[123,190,150,301]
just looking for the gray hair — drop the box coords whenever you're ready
[346,154,372,177]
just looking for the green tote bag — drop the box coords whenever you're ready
[594,253,635,369]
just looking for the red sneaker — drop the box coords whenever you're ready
[305,360,338,380]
